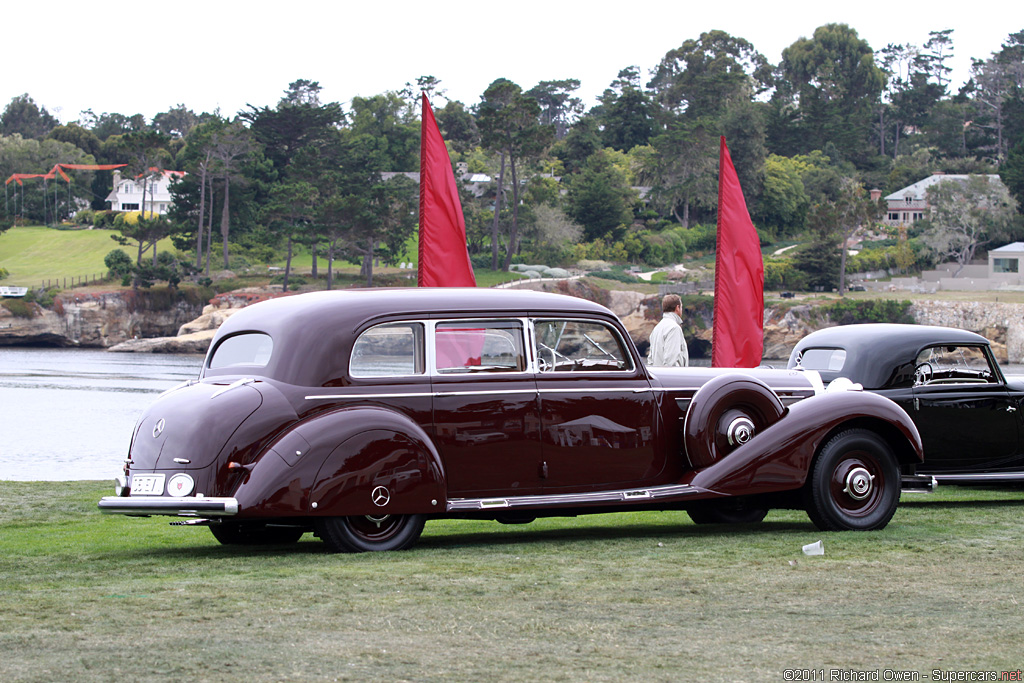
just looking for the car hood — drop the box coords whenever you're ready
[648,366,823,395]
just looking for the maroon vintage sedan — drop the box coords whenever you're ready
[99,289,923,552]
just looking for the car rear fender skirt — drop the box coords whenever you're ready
[309,427,446,518]
[232,406,445,518]
[689,390,923,497]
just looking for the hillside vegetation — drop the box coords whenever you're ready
[0,225,151,287]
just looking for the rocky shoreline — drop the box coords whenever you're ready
[3,285,1024,363]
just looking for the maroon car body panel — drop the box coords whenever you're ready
[98,289,923,545]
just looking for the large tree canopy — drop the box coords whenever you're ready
[1,94,59,140]
[774,24,887,162]
[648,30,773,120]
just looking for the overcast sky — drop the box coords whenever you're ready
[3,0,1016,124]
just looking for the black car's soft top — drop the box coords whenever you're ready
[788,323,990,389]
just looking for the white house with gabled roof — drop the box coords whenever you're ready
[106,168,184,215]
[882,173,1003,226]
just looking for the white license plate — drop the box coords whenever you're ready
[131,474,165,496]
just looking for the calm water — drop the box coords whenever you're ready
[3,347,1021,482]
[0,348,203,481]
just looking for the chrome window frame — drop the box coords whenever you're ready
[529,317,636,375]
[429,318,531,376]
[349,321,427,379]
[914,343,1003,386]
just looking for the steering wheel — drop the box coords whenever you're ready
[536,343,557,372]
[914,361,936,385]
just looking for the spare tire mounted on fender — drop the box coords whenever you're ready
[683,374,786,469]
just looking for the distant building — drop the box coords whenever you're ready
[380,167,493,199]
[882,173,1003,226]
[989,242,1024,278]
[106,169,184,215]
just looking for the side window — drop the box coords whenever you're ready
[350,323,424,378]
[534,319,631,372]
[914,345,996,385]
[435,321,525,374]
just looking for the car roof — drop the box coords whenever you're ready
[217,288,614,331]
[789,323,990,388]
[206,288,621,386]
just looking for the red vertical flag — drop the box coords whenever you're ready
[712,136,764,368]
[418,94,476,287]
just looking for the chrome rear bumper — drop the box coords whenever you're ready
[98,495,239,517]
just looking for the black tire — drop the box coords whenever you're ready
[209,523,305,545]
[804,428,900,531]
[315,514,425,553]
[687,500,769,525]
[683,374,786,468]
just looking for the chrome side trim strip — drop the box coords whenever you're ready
[305,386,816,402]
[931,472,1024,483]
[447,484,698,512]
[305,387,646,401]
[436,389,538,398]
[650,385,815,393]
[98,496,239,517]
[536,387,650,395]
[305,391,435,401]
[211,378,255,399]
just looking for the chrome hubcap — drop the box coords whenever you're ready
[364,514,391,528]
[843,467,874,500]
[727,416,756,446]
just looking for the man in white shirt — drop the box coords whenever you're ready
[647,294,689,366]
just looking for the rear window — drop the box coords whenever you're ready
[797,347,847,372]
[209,333,274,369]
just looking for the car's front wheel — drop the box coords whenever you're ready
[209,523,305,545]
[315,513,425,552]
[804,428,899,531]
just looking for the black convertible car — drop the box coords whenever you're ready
[789,323,1024,486]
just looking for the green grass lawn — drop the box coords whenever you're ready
[1,481,1021,681]
[0,225,166,288]
[1,225,525,290]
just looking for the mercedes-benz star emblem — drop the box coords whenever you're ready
[371,486,391,507]
[152,418,165,438]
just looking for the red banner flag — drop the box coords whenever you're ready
[712,136,764,368]
[418,94,476,287]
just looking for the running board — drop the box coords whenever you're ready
[447,484,702,512]
[932,472,1024,485]
[901,474,937,493]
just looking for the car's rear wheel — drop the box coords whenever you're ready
[687,499,769,525]
[804,428,899,531]
[209,523,305,545]
[315,513,425,553]
[683,374,786,468]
